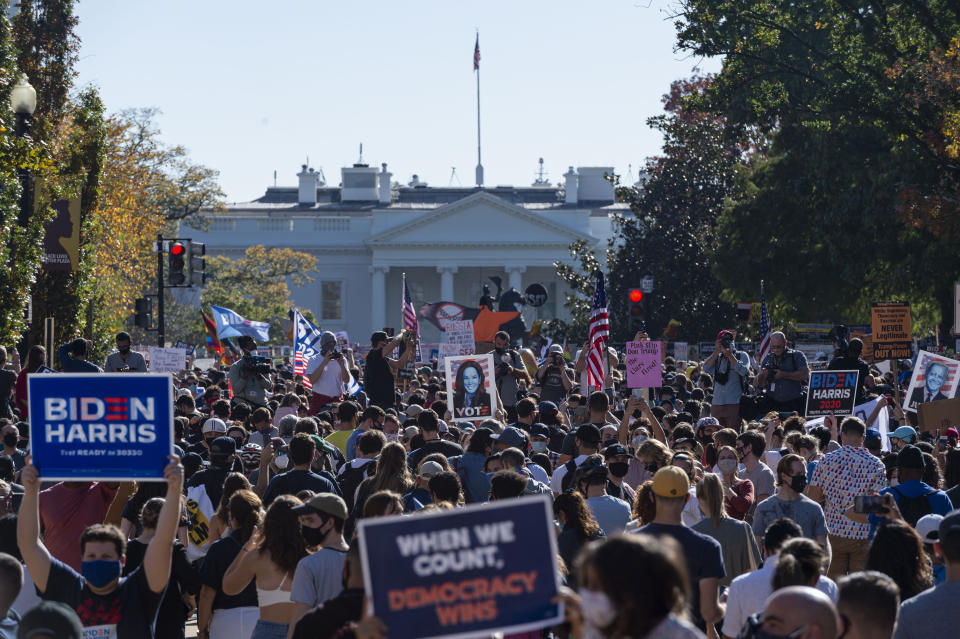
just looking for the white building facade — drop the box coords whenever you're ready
[192,162,626,344]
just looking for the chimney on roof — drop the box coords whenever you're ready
[298,164,319,206]
[576,167,614,203]
[564,167,578,205]
[378,163,392,205]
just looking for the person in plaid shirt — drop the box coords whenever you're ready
[807,416,885,580]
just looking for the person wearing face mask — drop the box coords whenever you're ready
[290,545,365,639]
[602,443,635,503]
[262,434,341,507]
[716,445,755,521]
[103,331,147,373]
[18,453,184,638]
[693,473,761,587]
[186,434,241,563]
[247,407,279,448]
[286,494,350,639]
[556,534,706,639]
[738,585,840,639]
[576,456,631,535]
[498,447,551,495]
[228,336,273,409]
[752,454,830,562]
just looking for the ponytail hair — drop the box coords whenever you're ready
[772,537,825,591]
[228,489,263,546]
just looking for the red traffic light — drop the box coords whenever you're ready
[629,289,643,303]
[170,242,186,256]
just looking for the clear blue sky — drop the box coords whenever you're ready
[74,1,721,203]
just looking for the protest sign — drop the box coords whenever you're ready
[674,342,689,361]
[445,319,476,355]
[918,398,960,433]
[904,350,960,413]
[174,341,195,355]
[625,341,662,388]
[439,343,462,368]
[805,396,891,451]
[357,494,562,639]
[27,374,174,481]
[148,347,187,373]
[871,301,912,360]
[445,353,496,422]
[805,370,859,417]
[193,358,215,371]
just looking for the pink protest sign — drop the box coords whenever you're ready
[626,341,662,388]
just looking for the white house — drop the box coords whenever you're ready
[191,161,627,344]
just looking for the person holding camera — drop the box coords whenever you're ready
[306,331,351,415]
[228,335,272,408]
[535,344,572,404]
[492,331,529,422]
[757,331,810,414]
[364,330,416,410]
[702,329,749,431]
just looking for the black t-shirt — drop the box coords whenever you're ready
[42,556,164,638]
[537,365,567,404]
[637,523,725,630]
[407,438,464,471]
[186,467,234,510]
[200,530,258,610]
[292,587,364,639]
[364,348,395,409]
[827,355,870,404]
[0,369,15,401]
[124,539,200,635]
[262,469,342,506]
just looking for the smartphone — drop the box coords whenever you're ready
[853,495,887,514]
[778,412,793,420]
[632,388,645,399]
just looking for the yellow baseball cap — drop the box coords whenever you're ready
[652,466,690,498]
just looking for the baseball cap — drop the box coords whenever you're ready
[210,436,237,457]
[437,420,449,433]
[202,418,228,434]
[652,466,690,498]
[529,423,550,439]
[418,460,444,478]
[17,600,84,639]
[491,426,527,449]
[916,514,944,545]
[897,444,925,469]
[576,424,602,445]
[602,443,629,458]
[547,344,563,355]
[947,427,959,438]
[939,510,960,541]
[176,388,192,399]
[891,425,917,442]
[716,330,734,342]
[469,427,495,447]
[537,401,558,416]
[696,417,720,431]
[405,404,424,418]
[865,428,883,450]
[293,493,348,520]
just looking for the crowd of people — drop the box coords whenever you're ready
[0,326,959,639]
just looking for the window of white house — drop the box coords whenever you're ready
[320,281,343,320]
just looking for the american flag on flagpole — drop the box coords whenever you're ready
[756,281,771,367]
[402,273,423,363]
[587,271,610,390]
[473,34,481,70]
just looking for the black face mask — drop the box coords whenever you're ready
[608,462,629,478]
[2,434,17,448]
[118,345,130,355]
[302,523,327,546]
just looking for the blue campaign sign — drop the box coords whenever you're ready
[357,494,563,639]
[28,374,174,481]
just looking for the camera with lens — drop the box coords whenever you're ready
[241,354,272,376]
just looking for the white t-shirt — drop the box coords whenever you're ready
[305,356,346,397]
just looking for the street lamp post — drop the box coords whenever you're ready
[11,77,37,226]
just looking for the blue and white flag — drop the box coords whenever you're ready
[209,305,271,341]
[291,309,361,396]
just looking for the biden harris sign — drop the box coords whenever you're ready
[28,374,174,481]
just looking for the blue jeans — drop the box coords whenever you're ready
[251,619,288,639]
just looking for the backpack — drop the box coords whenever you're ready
[889,486,936,527]
[337,461,376,511]
[560,458,580,492]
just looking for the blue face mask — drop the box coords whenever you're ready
[81,559,122,588]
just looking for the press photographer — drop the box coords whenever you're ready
[227,335,273,408]
[364,330,416,410]
[702,329,749,430]
[492,331,530,422]
[534,343,572,404]
[757,331,810,413]
[306,331,352,414]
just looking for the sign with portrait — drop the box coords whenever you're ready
[904,350,960,413]
[445,353,496,422]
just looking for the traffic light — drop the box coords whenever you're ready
[134,297,152,329]
[168,241,186,286]
[190,242,206,286]
[627,288,645,333]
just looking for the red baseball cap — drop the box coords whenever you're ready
[717,330,735,342]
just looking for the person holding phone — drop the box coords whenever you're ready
[702,330,749,431]
[103,331,147,373]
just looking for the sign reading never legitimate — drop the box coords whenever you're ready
[357,494,562,639]
[871,301,912,360]
[27,374,174,481]
[805,370,859,417]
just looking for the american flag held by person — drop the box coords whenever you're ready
[402,273,423,363]
[292,308,360,395]
[587,271,610,390]
[756,281,771,367]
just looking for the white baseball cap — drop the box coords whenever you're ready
[202,418,228,434]
[916,514,944,544]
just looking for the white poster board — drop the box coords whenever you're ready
[674,342,689,361]
[444,352,496,422]
[444,319,475,355]
[148,347,187,373]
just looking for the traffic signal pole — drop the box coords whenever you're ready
[157,232,164,347]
